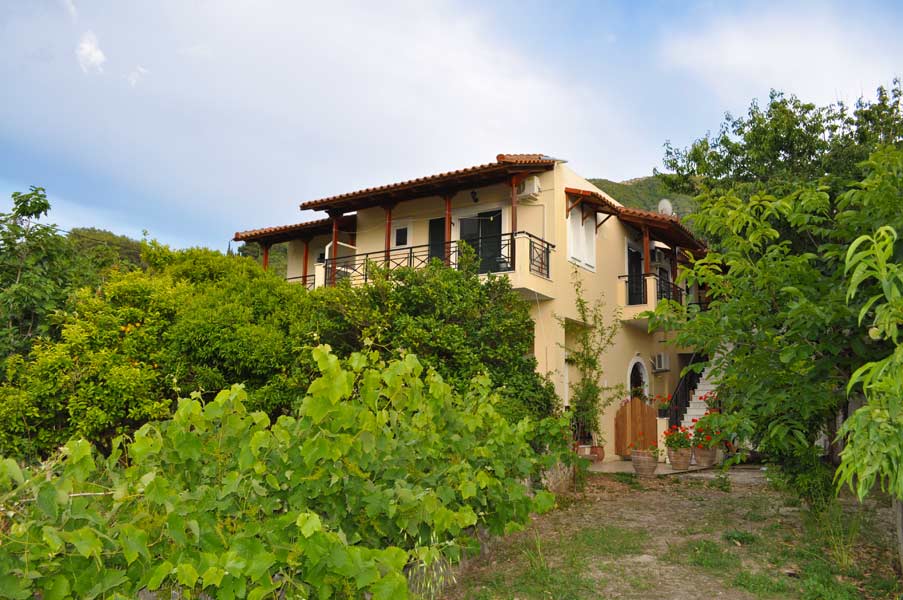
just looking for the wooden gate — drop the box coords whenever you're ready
[614,397,658,458]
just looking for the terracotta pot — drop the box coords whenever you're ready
[694,447,716,468]
[667,447,692,471]
[590,445,605,462]
[631,450,658,478]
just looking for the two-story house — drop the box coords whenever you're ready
[234,154,707,461]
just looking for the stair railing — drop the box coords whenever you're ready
[667,353,705,428]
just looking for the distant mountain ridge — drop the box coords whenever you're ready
[588,176,696,217]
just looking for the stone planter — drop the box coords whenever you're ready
[667,447,692,471]
[694,447,716,468]
[631,450,658,478]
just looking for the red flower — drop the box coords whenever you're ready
[697,444,704,449]
[692,418,698,423]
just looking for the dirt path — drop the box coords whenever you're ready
[442,467,902,600]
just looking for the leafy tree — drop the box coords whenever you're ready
[1,243,558,458]
[660,80,903,199]
[68,227,144,270]
[649,147,903,505]
[839,225,903,571]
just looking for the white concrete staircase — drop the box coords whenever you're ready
[681,368,717,428]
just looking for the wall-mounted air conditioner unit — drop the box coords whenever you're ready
[652,248,669,265]
[652,353,670,372]
[517,176,541,200]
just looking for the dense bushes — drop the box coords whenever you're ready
[0,244,557,458]
[0,349,569,599]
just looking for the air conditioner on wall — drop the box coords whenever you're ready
[652,248,668,265]
[652,353,670,372]
[517,176,541,200]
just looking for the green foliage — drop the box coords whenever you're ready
[0,348,572,599]
[0,188,142,358]
[838,225,903,502]
[558,272,622,443]
[660,80,903,199]
[588,176,696,217]
[648,141,903,504]
[1,240,556,458]
[237,241,288,278]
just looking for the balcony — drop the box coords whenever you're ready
[286,274,315,290]
[312,232,556,299]
[617,273,685,325]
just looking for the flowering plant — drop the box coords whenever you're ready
[692,412,722,449]
[662,424,693,449]
[652,393,671,412]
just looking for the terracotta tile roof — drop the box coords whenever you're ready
[299,153,558,212]
[565,187,704,251]
[233,215,356,243]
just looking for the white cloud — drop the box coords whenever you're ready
[0,2,651,247]
[660,8,903,109]
[127,65,148,88]
[76,31,105,73]
[61,0,77,21]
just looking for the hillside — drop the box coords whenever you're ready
[588,176,696,217]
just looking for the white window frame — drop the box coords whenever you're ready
[391,220,413,249]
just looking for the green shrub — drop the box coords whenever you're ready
[0,348,572,599]
[1,246,557,459]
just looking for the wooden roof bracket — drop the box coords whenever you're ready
[566,196,581,218]
[596,213,613,231]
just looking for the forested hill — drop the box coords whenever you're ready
[588,176,696,217]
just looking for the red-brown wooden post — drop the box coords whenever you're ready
[444,194,452,265]
[261,243,270,271]
[330,213,339,285]
[642,226,651,274]
[510,176,519,266]
[384,204,393,263]
[302,239,310,284]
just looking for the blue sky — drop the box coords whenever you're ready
[1,1,902,250]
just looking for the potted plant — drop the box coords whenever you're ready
[692,412,721,468]
[653,393,671,419]
[628,438,661,478]
[662,424,693,470]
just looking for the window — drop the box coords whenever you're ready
[567,210,596,268]
[392,223,410,248]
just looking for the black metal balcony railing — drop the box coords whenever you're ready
[323,231,553,286]
[286,274,315,290]
[618,273,685,306]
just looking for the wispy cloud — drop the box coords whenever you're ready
[660,8,903,109]
[61,0,77,22]
[76,31,105,73]
[127,65,148,88]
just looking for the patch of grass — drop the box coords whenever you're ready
[607,472,643,490]
[723,529,760,546]
[798,560,861,600]
[569,524,648,557]
[666,539,740,571]
[707,472,732,492]
[732,571,791,596]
